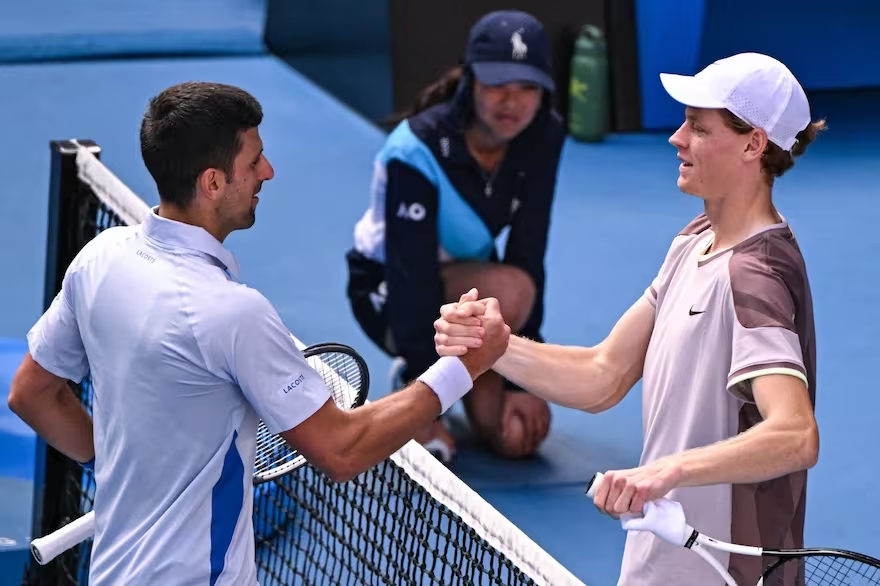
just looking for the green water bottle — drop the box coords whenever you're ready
[567,24,609,142]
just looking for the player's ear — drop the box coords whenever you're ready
[743,128,767,162]
[197,167,225,202]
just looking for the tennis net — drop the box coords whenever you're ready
[26,139,585,586]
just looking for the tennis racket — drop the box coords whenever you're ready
[586,472,880,585]
[30,342,369,566]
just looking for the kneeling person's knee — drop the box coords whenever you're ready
[493,266,535,332]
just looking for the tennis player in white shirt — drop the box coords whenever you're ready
[8,81,509,586]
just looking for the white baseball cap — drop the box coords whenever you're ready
[659,52,811,151]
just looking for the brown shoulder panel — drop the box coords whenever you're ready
[728,228,809,332]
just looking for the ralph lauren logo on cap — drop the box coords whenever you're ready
[511,28,527,60]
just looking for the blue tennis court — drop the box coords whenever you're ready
[1,2,879,585]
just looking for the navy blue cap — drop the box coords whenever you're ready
[464,10,554,92]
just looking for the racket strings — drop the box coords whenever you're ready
[766,554,880,585]
[255,426,295,476]
[806,555,880,585]
[253,350,365,483]
[308,351,364,409]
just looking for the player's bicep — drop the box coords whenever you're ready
[9,352,75,412]
[596,295,656,394]
[279,397,351,476]
[752,374,814,424]
[751,373,818,466]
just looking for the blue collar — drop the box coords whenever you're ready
[141,206,241,280]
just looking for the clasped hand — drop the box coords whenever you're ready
[435,292,683,502]
[434,288,510,379]
[434,288,498,358]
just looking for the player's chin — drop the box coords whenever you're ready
[241,209,257,229]
[676,178,702,198]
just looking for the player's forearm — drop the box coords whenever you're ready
[8,379,94,464]
[492,336,621,412]
[670,416,819,488]
[331,381,445,481]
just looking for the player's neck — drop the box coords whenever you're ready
[157,202,228,243]
[703,182,780,253]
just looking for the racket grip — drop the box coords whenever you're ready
[585,472,605,498]
[31,510,96,565]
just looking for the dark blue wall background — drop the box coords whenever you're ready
[264,0,389,54]
[1,0,876,142]
[264,0,393,122]
[636,0,880,130]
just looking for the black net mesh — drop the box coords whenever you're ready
[253,462,540,586]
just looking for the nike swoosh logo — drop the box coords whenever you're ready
[689,306,705,316]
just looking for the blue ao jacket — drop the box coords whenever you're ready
[348,92,566,380]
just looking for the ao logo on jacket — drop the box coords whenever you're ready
[397,202,426,222]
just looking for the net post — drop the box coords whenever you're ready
[26,140,102,586]
[42,140,102,309]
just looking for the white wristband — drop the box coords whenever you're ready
[417,356,473,414]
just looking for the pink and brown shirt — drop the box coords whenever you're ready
[618,214,816,586]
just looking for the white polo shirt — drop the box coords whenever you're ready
[27,208,331,586]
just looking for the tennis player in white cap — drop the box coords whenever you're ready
[433,52,826,585]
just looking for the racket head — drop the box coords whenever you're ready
[252,342,369,485]
[762,548,880,585]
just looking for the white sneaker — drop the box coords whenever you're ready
[421,430,455,463]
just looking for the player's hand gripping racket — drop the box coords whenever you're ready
[586,472,880,585]
[30,342,369,566]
